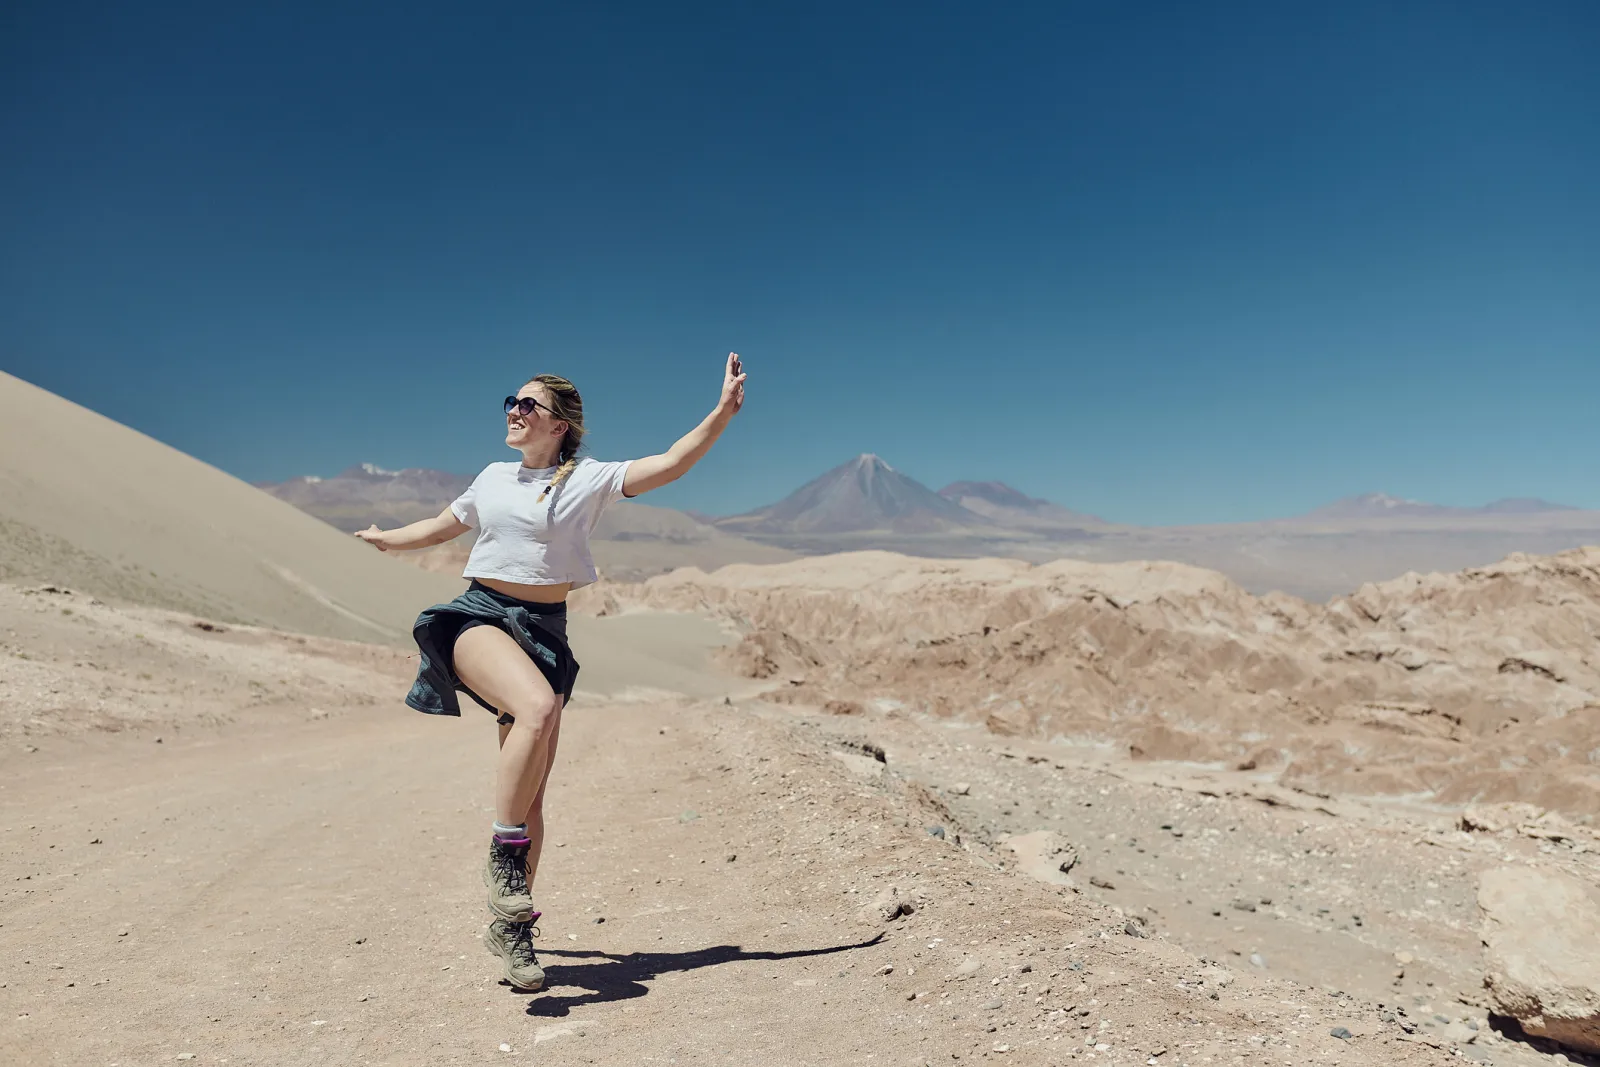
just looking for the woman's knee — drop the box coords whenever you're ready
[502,690,558,732]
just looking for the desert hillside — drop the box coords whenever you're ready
[0,371,463,642]
[583,547,1600,817]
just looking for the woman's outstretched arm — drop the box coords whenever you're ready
[354,506,470,552]
[622,352,747,498]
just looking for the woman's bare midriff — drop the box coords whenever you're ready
[474,577,572,604]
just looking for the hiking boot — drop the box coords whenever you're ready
[484,836,535,922]
[486,918,545,991]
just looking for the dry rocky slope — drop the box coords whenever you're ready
[583,548,1600,820]
[573,547,1600,1061]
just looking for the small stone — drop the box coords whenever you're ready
[679,810,699,822]
[1395,951,1414,965]
[1330,1027,1352,1040]
[567,934,578,941]
[89,838,101,845]
[726,853,737,862]
[877,965,894,976]
[984,999,1004,1010]
[593,917,605,924]
[927,825,946,839]
[499,1043,512,1052]
[951,783,971,795]
[991,1043,1009,1053]
[1089,876,1115,890]
[905,991,917,1001]
[1230,899,1257,913]
[176,1056,195,1062]
[951,958,981,980]
[1249,953,1267,969]
[1124,920,1148,938]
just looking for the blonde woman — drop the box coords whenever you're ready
[355,353,747,991]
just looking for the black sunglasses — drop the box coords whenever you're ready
[504,395,553,418]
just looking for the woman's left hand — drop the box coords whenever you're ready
[718,352,747,415]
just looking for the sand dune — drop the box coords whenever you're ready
[0,371,464,642]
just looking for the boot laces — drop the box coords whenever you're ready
[507,921,539,966]
[492,843,529,895]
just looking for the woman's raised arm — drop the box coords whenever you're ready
[622,352,747,498]
[355,505,471,552]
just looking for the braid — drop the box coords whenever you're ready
[544,451,580,499]
[528,371,585,503]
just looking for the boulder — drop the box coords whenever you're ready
[1479,866,1600,1054]
[1460,802,1545,834]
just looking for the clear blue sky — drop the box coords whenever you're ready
[2,1,1596,524]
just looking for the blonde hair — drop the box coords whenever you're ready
[526,373,585,501]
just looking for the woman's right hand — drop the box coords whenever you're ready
[354,525,390,551]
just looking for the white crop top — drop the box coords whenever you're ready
[450,457,632,589]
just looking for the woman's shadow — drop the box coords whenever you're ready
[519,932,885,1017]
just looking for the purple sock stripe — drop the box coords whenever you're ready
[493,834,531,848]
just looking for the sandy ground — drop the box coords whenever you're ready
[0,582,1493,1067]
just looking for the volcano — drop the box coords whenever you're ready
[717,454,981,535]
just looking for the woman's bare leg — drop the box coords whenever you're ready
[453,626,559,825]
[499,701,563,891]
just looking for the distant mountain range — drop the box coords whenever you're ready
[1300,492,1578,521]
[255,454,1599,600]
[937,479,1107,531]
[253,463,794,581]
[254,464,471,531]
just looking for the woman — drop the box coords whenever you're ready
[354,353,747,992]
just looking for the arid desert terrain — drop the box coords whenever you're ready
[2,370,1598,1066]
